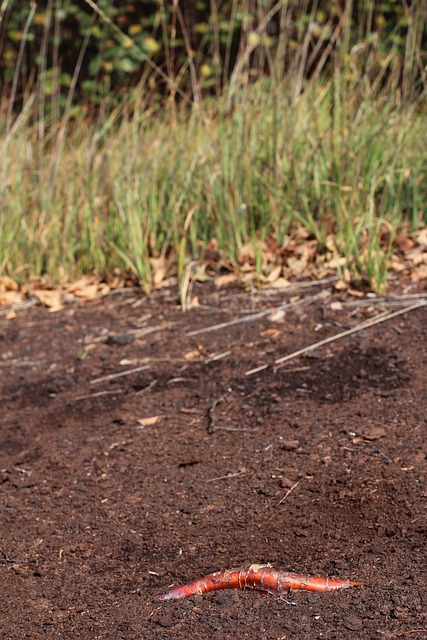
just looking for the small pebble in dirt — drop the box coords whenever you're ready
[344,615,363,631]
[362,426,386,441]
[105,332,134,345]
[153,614,175,628]
[281,440,300,451]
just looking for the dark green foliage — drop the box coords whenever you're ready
[0,1,425,104]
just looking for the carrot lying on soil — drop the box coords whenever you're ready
[157,563,365,601]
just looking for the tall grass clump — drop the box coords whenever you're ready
[0,1,426,293]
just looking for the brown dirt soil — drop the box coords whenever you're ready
[1,284,426,640]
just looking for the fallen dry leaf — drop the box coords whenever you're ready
[348,288,365,298]
[0,290,21,305]
[68,275,98,292]
[240,264,255,275]
[97,283,110,296]
[184,349,203,360]
[388,256,406,272]
[293,226,311,241]
[32,289,62,308]
[325,256,347,269]
[106,274,125,289]
[67,276,110,299]
[0,276,19,292]
[410,264,427,282]
[268,308,286,322]
[150,256,167,286]
[214,273,238,288]
[343,267,352,283]
[153,278,171,289]
[413,228,427,247]
[74,284,100,299]
[187,296,199,309]
[287,256,307,276]
[411,251,427,266]
[137,415,165,427]
[394,233,416,252]
[238,240,259,262]
[286,244,316,276]
[267,277,291,290]
[334,280,348,291]
[265,265,282,285]
[260,328,281,338]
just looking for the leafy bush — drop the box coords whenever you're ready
[1,0,425,105]
[0,1,425,293]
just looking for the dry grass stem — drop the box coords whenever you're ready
[245,300,426,376]
[90,364,151,385]
[278,481,300,505]
[186,292,325,337]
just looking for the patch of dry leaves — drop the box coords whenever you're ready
[1,229,426,310]
[214,227,427,291]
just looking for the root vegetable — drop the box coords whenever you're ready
[157,563,365,601]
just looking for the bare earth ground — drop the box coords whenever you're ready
[1,283,426,640]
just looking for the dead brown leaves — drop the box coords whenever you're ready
[1,228,426,309]
[231,230,324,289]
[0,275,20,306]
[0,273,129,310]
[396,228,427,282]
[136,415,165,428]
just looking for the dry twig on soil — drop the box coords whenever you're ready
[278,480,300,505]
[90,364,151,385]
[75,389,126,401]
[186,292,325,337]
[340,293,427,308]
[245,300,426,376]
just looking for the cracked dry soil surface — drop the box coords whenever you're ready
[1,285,426,639]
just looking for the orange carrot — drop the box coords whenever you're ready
[157,563,365,601]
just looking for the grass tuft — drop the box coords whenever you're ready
[0,1,426,294]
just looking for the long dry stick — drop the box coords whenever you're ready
[245,300,426,376]
[90,365,151,385]
[278,480,300,505]
[75,389,126,401]
[257,276,338,295]
[186,292,324,337]
[86,322,172,344]
[340,293,427,307]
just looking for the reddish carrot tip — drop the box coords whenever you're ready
[156,587,187,601]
